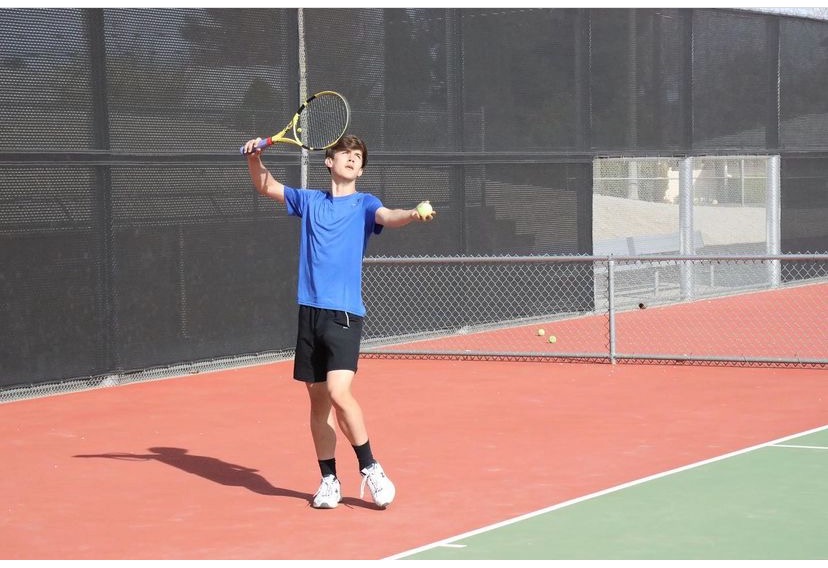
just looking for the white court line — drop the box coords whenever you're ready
[384,424,828,560]
[772,444,828,450]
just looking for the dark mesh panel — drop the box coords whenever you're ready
[462,9,580,151]
[383,10,450,151]
[0,9,94,151]
[108,164,301,370]
[0,231,105,385]
[109,165,270,224]
[102,9,296,152]
[0,167,97,231]
[692,10,771,149]
[0,167,103,386]
[112,219,298,370]
[302,9,388,148]
[590,9,687,151]
[463,163,591,255]
[780,19,828,149]
[781,156,828,254]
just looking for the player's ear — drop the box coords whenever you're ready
[324,155,333,169]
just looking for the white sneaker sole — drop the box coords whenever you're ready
[312,497,342,509]
[374,489,395,509]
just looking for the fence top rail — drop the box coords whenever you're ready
[364,254,828,265]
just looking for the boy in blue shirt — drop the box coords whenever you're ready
[242,134,435,509]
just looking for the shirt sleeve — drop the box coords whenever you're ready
[283,186,309,217]
[364,193,384,235]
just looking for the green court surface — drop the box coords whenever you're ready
[395,427,828,560]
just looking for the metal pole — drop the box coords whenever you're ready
[766,155,781,287]
[607,259,617,364]
[627,160,639,199]
[679,156,695,300]
[740,158,745,206]
[298,8,309,188]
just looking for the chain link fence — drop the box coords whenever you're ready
[4,253,824,403]
[362,254,828,366]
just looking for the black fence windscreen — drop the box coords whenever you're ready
[2,8,828,388]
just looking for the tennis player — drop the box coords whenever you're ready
[242,134,435,509]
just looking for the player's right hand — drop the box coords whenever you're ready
[241,138,263,156]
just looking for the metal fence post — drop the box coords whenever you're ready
[298,8,309,189]
[767,155,782,287]
[607,258,617,364]
[679,156,695,300]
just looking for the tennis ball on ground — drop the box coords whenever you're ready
[537,328,545,336]
[548,335,557,343]
[416,200,434,219]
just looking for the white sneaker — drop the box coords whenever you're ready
[360,462,396,508]
[312,475,341,509]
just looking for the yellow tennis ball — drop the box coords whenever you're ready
[416,201,433,218]
[537,328,545,336]
[548,335,557,343]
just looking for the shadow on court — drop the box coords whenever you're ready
[73,447,386,511]
[74,447,305,499]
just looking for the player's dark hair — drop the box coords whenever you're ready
[325,134,368,170]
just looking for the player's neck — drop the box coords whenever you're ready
[330,178,358,197]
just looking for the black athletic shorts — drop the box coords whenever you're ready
[293,305,364,383]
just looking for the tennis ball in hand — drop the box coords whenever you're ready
[416,201,434,219]
[548,335,557,343]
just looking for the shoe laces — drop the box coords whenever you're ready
[315,475,338,499]
[359,463,385,500]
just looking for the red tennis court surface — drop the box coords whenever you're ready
[1,358,826,559]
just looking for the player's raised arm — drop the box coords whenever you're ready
[243,138,285,204]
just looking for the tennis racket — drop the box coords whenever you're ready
[240,90,350,155]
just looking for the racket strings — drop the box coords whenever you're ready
[298,94,349,149]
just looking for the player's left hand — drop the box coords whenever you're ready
[414,200,436,222]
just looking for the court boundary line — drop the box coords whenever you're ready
[772,444,828,450]
[384,423,828,560]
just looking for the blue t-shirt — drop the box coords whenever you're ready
[283,187,383,316]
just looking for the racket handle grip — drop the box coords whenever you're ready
[239,137,272,155]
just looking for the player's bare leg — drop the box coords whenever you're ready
[306,383,341,508]
[326,369,396,508]
[326,369,368,445]
[307,382,337,458]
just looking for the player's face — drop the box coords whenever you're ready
[328,148,363,180]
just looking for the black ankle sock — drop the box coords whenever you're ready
[319,458,337,478]
[352,440,375,472]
